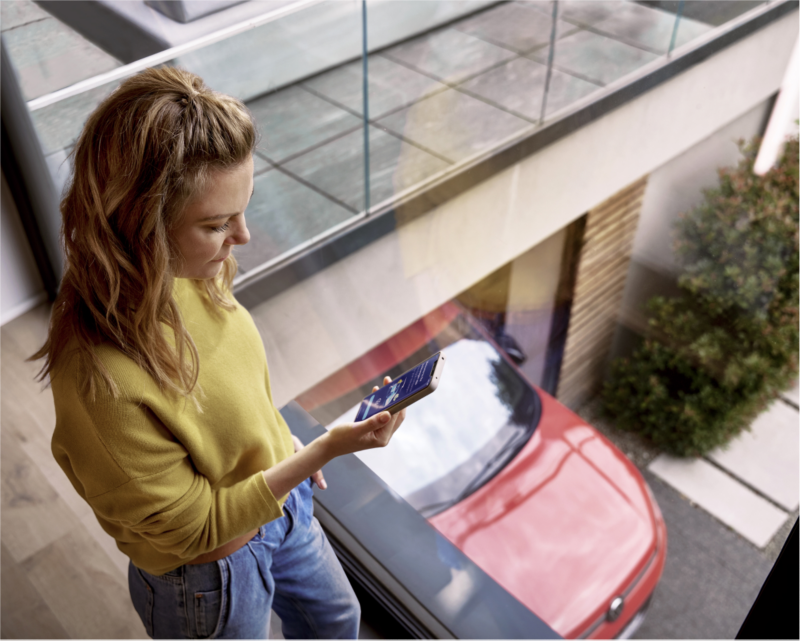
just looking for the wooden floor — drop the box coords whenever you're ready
[1,303,148,638]
[0,303,351,640]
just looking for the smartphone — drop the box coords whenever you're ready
[355,352,445,421]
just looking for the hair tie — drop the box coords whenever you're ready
[180,89,199,106]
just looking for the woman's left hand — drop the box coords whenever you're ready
[292,434,327,490]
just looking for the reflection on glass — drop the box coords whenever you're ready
[297,296,668,639]
[667,0,685,54]
[5,0,768,281]
[317,311,541,516]
[458,227,569,391]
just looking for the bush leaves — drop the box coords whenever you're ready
[602,136,798,457]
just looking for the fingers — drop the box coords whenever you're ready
[368,410,404,446]
[372,376,393,393]
[370,411,393,429]
[311,469,327,490]
[329,405,404,456]
[390,408,406,436]
[350,410,391,437]
[345,374,403,451]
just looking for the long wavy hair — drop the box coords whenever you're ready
[31,66,257,400]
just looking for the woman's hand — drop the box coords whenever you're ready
[324,377,406,458]
[292,434,327,490]
[262,377,405,500]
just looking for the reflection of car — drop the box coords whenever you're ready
[296,302,667,639]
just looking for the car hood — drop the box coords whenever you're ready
[428,392,658,639]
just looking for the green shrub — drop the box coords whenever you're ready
[602,136,798,457]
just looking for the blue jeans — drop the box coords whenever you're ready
[128,479,360,639]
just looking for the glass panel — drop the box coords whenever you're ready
[3,0,790,638]
[664,0,769,53]
[4,0,772,278]
[282,401,561,639]
[296,225,573,516]
[367,0,543,204]
[316,312,541,516]
[175,2,366,273]
[13,1,370,277]
[640,0,769,29]
[458,228,569,389]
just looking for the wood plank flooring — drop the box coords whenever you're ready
[1,303,147,638]
[0,304,327,640]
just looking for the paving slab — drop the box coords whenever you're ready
[248,85,363,163]
[1,7,121,101]
[234,169,354,272]
[253,153,272,174]
[382,28,516,86]
[457,56,599,122]
[591,2,711,55]
[0,0,51,31]
[454,2,576,55]
[648,454,788,548]
[527,28,660,87]
[535,1,625,28]
[302,55,447,120]
[781,380,799,407]
[707,401,799,512]
[281,125,450,213]
[376,88,531,164]
[634,471,773,639]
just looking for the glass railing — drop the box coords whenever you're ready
[7,0,771,284]
[3,1,796,638]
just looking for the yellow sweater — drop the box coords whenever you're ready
[50,279,295,575]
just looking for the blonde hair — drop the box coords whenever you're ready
[31,67,257,400]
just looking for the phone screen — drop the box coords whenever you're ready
[356,353,439,421]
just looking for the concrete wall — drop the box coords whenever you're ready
[247,11,798,408]
[607,96,775,360]
[1,172,47,326]
[624,98,773,298]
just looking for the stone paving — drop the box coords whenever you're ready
[648,389,799,548]
[706,399,799,512]
[635,469,774,639]
[2,0,746,274]
[239,0,716,271]
[578,382,799,639]
[649,451,790,549]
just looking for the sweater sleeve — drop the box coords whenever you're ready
[53,391,284,561]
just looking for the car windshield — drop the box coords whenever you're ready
[318,314,541,517]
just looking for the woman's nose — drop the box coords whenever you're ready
[226,217,250,246]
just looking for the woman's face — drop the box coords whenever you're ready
[172,156,254,279]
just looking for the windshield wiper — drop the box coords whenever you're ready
[418,499,456,519]
[416,426,533,519]
[454,428,531,502]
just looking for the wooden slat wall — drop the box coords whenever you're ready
[555,176,648,409]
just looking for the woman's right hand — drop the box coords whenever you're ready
[263,377,405,499]
[324,377,406,458]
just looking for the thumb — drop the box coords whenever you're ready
[353,411,391,435]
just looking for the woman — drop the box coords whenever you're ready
[31,66,404,639]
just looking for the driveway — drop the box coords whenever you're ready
[578,387,798,639]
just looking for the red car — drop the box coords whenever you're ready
[296,302,667,639]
